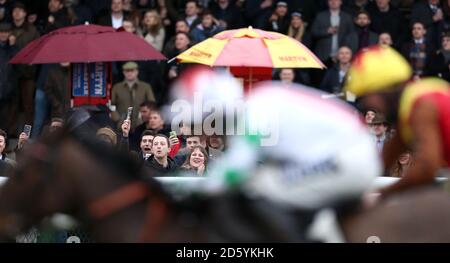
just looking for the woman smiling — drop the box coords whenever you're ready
[180,146,209,176]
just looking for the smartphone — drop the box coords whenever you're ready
[169,131,177,138]
[23,124,32,137]
[126,107,133,120]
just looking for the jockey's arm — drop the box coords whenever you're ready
[380,100,444,198]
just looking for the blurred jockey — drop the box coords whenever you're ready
[205,82,381,211]
[345,45,450,199]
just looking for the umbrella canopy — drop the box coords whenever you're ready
[175,27,325,69]
[10,24,166,64]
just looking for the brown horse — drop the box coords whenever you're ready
[1,129,450,242]
[340,187,450,242]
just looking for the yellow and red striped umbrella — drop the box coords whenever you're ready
[175,27,325,69]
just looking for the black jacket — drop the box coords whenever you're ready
[144,156,176,177]
[0,41,18,101]
[427,50,450,81]
[401,40,437,77]
[320,64,345,94]
[368,4,406,49]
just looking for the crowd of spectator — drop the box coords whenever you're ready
[1,0,448,177]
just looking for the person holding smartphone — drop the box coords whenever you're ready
[0,128,16,172]
[17,124,31,150]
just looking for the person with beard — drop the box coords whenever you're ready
[345,45,450,202]
[352,10,379,52]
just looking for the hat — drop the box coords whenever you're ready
[344,46,412,97]
[96,127,117,145]
[277,1,288,7]
[291,12,302,18]
[0,22,12,32]
[122,61,138,71]
[370,114,388,125]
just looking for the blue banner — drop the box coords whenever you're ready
[89,63,107,97]
[72,63,107,97]
[72,64,89,97]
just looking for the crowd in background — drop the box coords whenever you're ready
[1,0,447,177]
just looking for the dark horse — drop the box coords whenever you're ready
[0,124,313,242]
[1,111,450,242]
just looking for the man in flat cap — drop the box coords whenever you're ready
[111,61,156,131]
[369,113,391,154]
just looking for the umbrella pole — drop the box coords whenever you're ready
[69,64,73,108]
[249,67,253,93]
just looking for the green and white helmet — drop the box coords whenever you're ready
[205,82,381,210]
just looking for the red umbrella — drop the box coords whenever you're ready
[10,24,166,64]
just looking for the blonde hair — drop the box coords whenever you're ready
[287,17,306,42]
[142,9,163,36]
[390,152,413,177]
